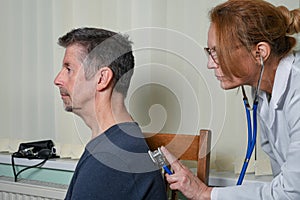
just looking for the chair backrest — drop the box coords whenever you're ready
[144,129,211,199]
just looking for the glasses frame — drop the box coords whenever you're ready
[204,47,219,65]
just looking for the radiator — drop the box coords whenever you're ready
[0,177,67,200]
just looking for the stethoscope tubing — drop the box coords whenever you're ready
[237,55,264,185]
[237,100,258,185]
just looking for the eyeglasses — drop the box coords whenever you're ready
[204,47,219,65]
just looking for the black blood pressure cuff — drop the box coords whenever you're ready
[13,139,59,159]
[11,140,60,182]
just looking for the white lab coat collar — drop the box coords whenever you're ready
[258,52,295,129]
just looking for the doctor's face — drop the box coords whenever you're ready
[206,23,257,90]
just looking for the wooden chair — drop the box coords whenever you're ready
[144,129,211,200]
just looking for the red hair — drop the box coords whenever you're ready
[209,0,300,78]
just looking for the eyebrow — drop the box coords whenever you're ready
[63,62,70,67]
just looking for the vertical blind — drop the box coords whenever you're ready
[0,0,299,176]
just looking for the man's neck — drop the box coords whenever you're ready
[91,92,133,139]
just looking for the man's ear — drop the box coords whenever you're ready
[96,67,114,91]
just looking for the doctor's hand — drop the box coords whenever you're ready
[160,146,212,200]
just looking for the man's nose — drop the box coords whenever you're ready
[54,70,63,87]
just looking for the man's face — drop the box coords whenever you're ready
[54,44,96,114]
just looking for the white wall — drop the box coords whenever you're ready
[0,1,299,173]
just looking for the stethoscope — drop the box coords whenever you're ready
[148,147,173,175]
[237,55,265,185]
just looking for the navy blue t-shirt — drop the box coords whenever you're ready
[65,122,167,200]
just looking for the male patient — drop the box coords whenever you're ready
[54,27,167,200]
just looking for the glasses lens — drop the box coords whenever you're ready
[204,47,219,65]
[211,51,218,64]
[204,48,210,55]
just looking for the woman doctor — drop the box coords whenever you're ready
[161,0,300,199]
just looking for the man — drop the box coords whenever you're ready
[54,27,167,200]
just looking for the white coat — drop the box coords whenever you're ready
[212,50,300,199]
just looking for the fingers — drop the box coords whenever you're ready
[164,171,182,191]
[165,173,176,184]
[160,146,177,163]
[161,146,210,199]
[160,146,184,172]
[166,170,208,199]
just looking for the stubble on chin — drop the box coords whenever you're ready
[65,106,73,112]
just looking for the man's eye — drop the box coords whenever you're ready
[66,67,71,72]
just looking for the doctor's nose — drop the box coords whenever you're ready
[207,57,219,69]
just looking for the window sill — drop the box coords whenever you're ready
[0,153,77,172]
